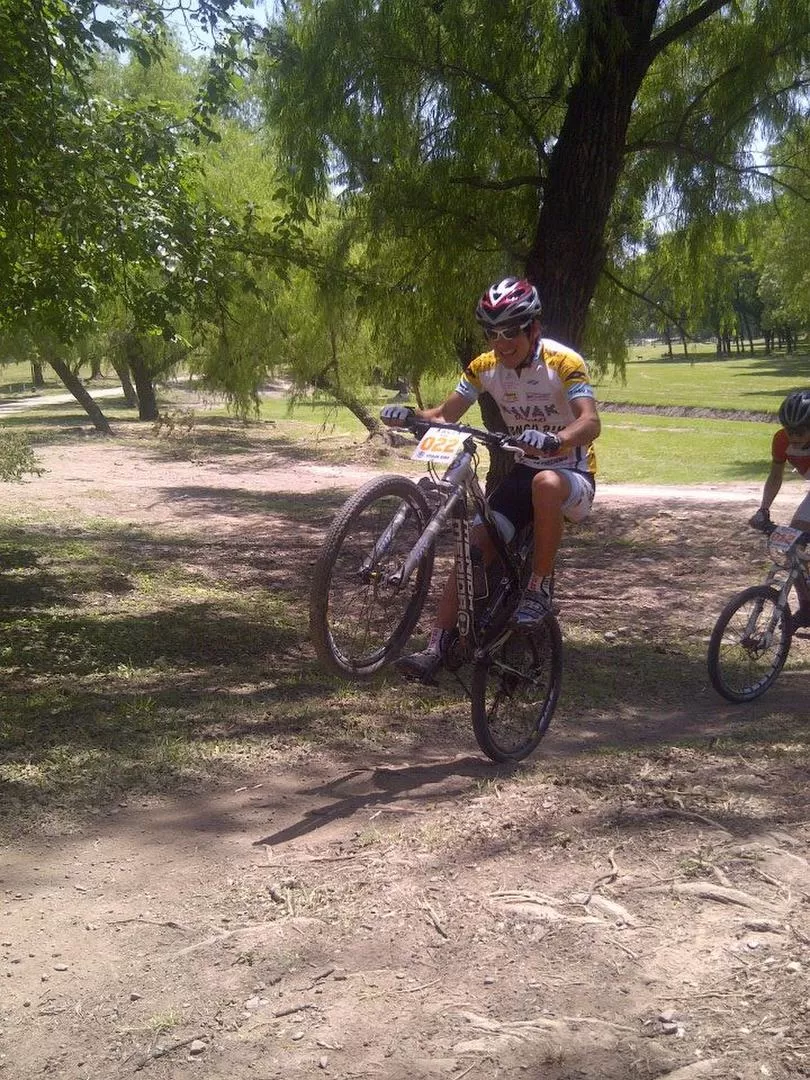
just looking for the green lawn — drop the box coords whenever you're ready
[4,350,808,487]
[597,411,775,484]
[595,345,809,413]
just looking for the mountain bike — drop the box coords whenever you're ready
[309,417,563,762]
[707,522,810,702]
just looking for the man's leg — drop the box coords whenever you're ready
[512,470,569,626]
[529,470,570,576]
[514,470,595,627]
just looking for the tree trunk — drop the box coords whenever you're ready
[30,360,45,388]
[47,353,113,434]
[110,358,139,409]
[526,0,658,347]
[124,334,159,421]
[312,374,382,435]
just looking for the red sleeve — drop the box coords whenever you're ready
[772,429,789,464]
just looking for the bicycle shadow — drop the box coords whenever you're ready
[253,752,513,849]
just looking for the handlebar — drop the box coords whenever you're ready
[407,416,525,455]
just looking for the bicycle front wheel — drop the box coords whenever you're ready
[309,475,434,678]
[707,585,792,703]
[471,617,563,763]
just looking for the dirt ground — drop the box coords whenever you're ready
[1,429,809,1080]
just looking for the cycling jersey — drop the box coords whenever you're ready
[772,429,810,478]
[454,338,597,475]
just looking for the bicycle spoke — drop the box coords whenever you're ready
[708,586,791,703]
[310,476,434,677]
[471,621,562,763]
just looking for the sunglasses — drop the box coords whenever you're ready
[786,426,810,437]
[484,321,532,341]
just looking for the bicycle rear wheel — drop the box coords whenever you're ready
[707,585,792,703]
[471,617,563,763]
[309,475,434,678]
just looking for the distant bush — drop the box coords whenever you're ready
[0,431,44,482]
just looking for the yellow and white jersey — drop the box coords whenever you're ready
[455,338,597,476]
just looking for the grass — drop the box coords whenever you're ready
[2,452,807,839]
[597,411,778,484]
[5,348,807,491]
[595,344,809,413]
[250,398,799,488]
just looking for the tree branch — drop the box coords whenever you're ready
[601,266,692,341]
[428,49,551,172]
[626,139,810,202]
[648,0,731,60]
[448,174,543,192]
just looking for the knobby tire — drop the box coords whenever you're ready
[707,585,792,703]
[471,616,563,763]
[309,474,434,679]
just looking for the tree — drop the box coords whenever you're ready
[0,0,260,427]
[262,0,810,367]
[753,124,810,346]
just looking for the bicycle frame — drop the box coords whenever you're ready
[393,422,527,656]
[309,417,564,759]
[745,529,810,643]
[763,554,810,622]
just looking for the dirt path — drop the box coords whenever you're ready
[1,432,808,1080]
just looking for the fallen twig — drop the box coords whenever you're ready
[658,808,733,835]
[642,880,781,914]
[606,936,639,960]
[273,1003,317,1018]
[254,852,362,867]
[133,1035,202,1072]
[425,904,449,939]
[398,977,441,994]
[300,966,336,991]
[582,848,619,905]
[110,919,186,930]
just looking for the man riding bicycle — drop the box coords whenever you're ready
[380,276,601,682]
[749,388,810,630]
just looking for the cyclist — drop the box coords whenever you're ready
[749,388,810,630]
[380,276,601,681]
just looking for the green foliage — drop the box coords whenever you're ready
[0,0,265,345]
[0,432,44,482]
[752,124,810,330]
[262,0,810,365]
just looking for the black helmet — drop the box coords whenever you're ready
[778,389,810,431]
[475,277,542,331]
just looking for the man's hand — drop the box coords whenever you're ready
[749,507,772,531]
[380,404,415,428]
[516,429,562,455]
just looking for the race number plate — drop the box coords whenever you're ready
[412,427,465,464]
[768,524,803,566]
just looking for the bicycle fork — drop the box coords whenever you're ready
[746,568,800,643]
[372,487,465,587]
